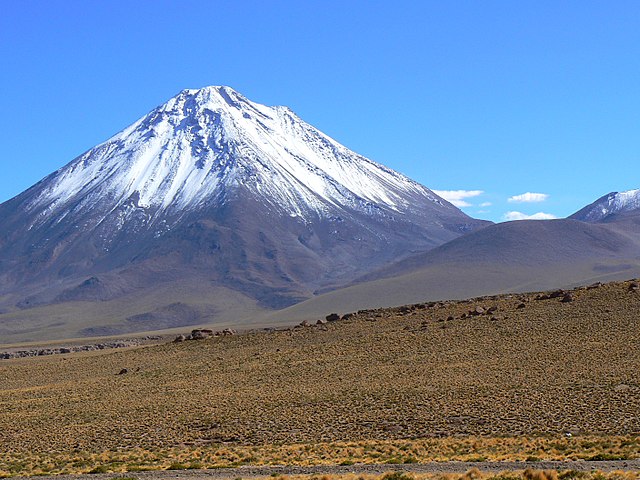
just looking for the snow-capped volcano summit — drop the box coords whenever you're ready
[0,86,488,341]
[570,189,640,222]
[28,86,447,233]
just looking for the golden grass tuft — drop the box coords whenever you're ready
[524,470,559,480]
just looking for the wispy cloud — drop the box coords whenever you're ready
[503,211,557,221]
[433,189,484,208]
[508,192,549,203]
[479,201,492,207]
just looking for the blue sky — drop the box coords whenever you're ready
[1,1,639,222]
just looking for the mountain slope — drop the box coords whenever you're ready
[570,189,640,222]
[0,86,487,342]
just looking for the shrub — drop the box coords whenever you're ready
[382,472,414,480]
[589,454,627,461]
[89,465,111,474]
[462,468,483,480]
[524,469,559,480]
[558,470,588,480]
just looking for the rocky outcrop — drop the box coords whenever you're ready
[174,328,238,342]
[0,336,161,360]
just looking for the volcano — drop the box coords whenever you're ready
[0,86,487,342]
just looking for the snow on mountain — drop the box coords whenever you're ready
[570,189,640,222]
[25,86,449,236]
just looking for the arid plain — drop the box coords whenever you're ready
[1,280,639,476]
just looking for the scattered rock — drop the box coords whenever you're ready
[561,293,574,303]
[173,334,186,343]
[117,368,128,375]
[316,319,327,325]
[447,315,454,321]
[190,329,211,340]
[516,303,526,309]
[538,290,566,300]
[382,423,402,432]
[614,383,630,392]
[629,282,639,291]
[486,306,498,314]
[326,313,340,322]
[0,337,155,360]
[299,320,311,327]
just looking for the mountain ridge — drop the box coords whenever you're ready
[5,86,636,344]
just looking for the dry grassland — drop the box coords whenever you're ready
[1,280,639,475]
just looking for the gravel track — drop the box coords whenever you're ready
[15,460,640,480]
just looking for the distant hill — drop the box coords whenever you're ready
[270,216,640,322]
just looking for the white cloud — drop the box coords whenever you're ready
[433,189,484,208]
[503,211,558,221]
[479,201,492,207]
[508,192,549,203]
